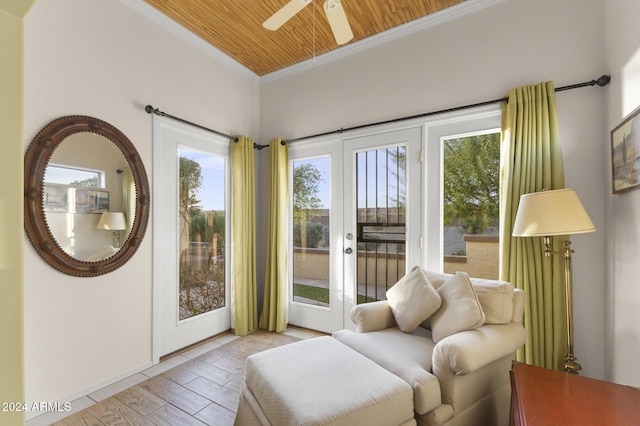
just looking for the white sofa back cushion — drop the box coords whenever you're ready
[471,279,515,324]
[512,288,526,323]
[424,269,516,325]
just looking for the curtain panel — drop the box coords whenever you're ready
[231,135,258,336]
[500,81,568,370]
[259,138,289,332]
[122,166,135,236]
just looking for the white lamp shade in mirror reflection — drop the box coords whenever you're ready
[97,212,127,248]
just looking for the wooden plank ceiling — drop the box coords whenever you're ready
[145,0,465,76]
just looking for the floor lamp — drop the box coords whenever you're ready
[97,212,127,248]
[512,189,595,374]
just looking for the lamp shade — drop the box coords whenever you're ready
[97,212,127,231]
[512,189,595,236]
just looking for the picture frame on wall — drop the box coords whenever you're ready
[611,105,640,194]
[43,184,109,213]
[43,184,68,212]
[89,190,110,213]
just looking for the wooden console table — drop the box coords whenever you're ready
[510,362,640,425]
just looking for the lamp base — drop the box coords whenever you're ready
[112,231,122,249]
[563,354,582,374]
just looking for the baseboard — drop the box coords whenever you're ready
[25,360,153,421]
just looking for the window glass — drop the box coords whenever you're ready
[292,157,330,307]
[45,164,104,188]
[442,131,500,279]
[178,148,226,320]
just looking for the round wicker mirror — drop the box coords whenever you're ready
[24,115,150,277]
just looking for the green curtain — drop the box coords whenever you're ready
[259,138,289,332]
[231,135,257,336]
[499,81,568,370]
[122,166,135,237]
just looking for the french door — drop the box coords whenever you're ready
[288,126,422,333]
[288,139,343,333]
[153,116,230,360]
[342,127,423,326]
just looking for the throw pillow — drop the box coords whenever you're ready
[471,278,515,324]
[386,266,441,333]
[430,271,486,343]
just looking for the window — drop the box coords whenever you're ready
[442,130,500,279]
[45,164,104,188]
[178,148,226,320]
[291,156,331,307]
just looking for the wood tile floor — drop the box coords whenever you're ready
[28,327,325,426]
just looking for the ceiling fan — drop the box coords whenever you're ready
[263,0,354,45]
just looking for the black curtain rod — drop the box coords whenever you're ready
[147,74,610,151]
[265,74,611,148]
[145,105,239,142]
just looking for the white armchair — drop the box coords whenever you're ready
[333,269,526,426]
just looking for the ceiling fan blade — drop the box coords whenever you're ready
[324,0,353,45]
[263,0,313,31]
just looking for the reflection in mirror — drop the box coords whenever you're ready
[24,115,150,277]
[43,132,133,261]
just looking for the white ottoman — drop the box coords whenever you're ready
[235,336,415,426]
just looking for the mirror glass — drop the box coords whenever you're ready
[43,132,133,261]
[24,115,150,277]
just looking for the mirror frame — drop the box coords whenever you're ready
[24,115,150,277]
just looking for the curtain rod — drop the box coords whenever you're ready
[253,74,610,150]
[146,74,610,150]
[144,105,239,142]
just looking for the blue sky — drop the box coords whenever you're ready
[181,148,402,213]
[180,147,225,211]
[294,157,331,208]
[294,149,404,211]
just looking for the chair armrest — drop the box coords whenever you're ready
[350,300,397,333]
[432,323,526,376]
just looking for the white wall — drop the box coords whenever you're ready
[604,0,640,387]
[24,0,259,407]
[260,0,609,380]
[25,0,637,409]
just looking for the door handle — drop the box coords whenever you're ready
[344,247,353,254]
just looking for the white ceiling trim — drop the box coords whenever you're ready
[122,0,506,84]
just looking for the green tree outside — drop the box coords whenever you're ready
[292,162,325,248]
[178,155,225,319]
[443,133,500,234]
[292,163,323,221]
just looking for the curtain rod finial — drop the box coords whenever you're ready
[596,75,611,87]
[145,105,155,114]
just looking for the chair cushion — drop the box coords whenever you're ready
[333,327,441,415]
[430,272,485,343]
[386,266,441,332]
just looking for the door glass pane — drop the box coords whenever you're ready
[356,146,406,303]
[442,132,500,279]
[178,148,226,320]
[292,157,330,307]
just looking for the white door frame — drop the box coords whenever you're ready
[151,115,231,364]
[287,138,344,333]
